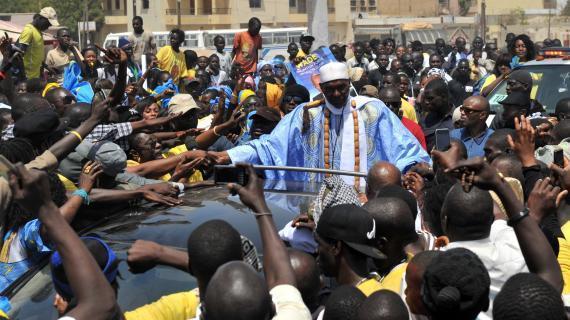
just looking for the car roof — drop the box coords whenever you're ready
[521,57,570,66]
[6,185,318,318]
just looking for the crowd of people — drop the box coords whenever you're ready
[1,5,570,320]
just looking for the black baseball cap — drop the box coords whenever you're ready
[301,33,315,42]
[507,70,532,88]
[499,91,531,109]
[316,204,386,260]
[250,107,281,123]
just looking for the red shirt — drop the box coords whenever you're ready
[401,117,427,150]
[233,31,262,74]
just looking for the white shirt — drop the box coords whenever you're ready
[215,51,233,74]
[347,57,369,72]
[209,70,228,86]
[443,219,528,319]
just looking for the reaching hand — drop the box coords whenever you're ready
[444,157,504,191]
[290,213,316,230]
[0,36,12,56]
[206,151,231,165]
[78,161,103,193]
[9,165,53,213]
[102,47,128,65]
[431,143,463,172]
[507,115,537,167]
[403,171,425,199]
[227,163,269,213]
[227,109,247,128]
[141,183,179,197]
[171,158,202,182]
[527,177,567,223]
[549,161,570,191]
[127,240,164,274]
[89,97,111,123]
[143,190,183,206]
[148,113,182,127]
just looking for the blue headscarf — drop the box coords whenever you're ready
[151,78,179,108]
[205,85,233,112]
[62,61,95,103]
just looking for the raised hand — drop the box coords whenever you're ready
[445,157,503,191]
[78,161,104,193]
[507,115,537,167]
[527,177,568,223]
[431,142,463,172]
[290,213,316,230]
[227,163,268,213]
[171,158,202,182]
[9,165,53,214]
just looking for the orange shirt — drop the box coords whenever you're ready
[233,31,262,74]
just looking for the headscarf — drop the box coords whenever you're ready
[238,89,256,105]
[151,78,179,108]
[257,60,271,74]
[42,82,61,97]
[265,83,283,110]
[62,61,95,103]
[313,175,361,225]
[349,67,365,82]
[283,84,310,103]
[205,85,232,111]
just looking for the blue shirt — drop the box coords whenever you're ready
[450,127,494,159]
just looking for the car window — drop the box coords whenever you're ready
[488,65,570,115]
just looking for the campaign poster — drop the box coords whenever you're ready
[289,47,337,99]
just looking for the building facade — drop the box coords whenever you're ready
[101,0,352,44]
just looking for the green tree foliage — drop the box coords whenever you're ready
[2,0,104,38]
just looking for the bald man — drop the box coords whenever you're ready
[450,96,494,158]
[288,249,321,314]
[366,161,402,200]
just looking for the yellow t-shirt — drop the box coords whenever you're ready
[400,99,418,123]
[126,159,173,182]
[162,145,203,183]
[379,262,408,293]
[558,222,570,294]
[124,290,199,320]
[19,24,44,79]
[156,46,189,83]
[58,174,78,192]
[356,277,383,297]
[481,74,497,92]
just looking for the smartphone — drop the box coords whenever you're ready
[214,165,249,186]
[0,155,15,179]
[554,148,564,167]
[435,128,451,151]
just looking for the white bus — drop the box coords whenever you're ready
[103,27,307,60]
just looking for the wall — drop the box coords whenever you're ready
[379,0,438,16]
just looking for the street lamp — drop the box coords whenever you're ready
[177,0,181,29]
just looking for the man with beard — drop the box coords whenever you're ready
[420,78,455,151]
[450,96,494,158]
[449,59,475,107]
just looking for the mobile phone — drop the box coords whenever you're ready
[0,155,15,179]
[435,128,451,151]
[554,148,564,167]
[214,165,249,186]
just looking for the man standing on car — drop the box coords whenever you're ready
[232,17,262,75]
[16,7,59,79]
[128,16,156,67]
[207,62,430,188]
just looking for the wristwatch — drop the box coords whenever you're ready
[507,207,529,227]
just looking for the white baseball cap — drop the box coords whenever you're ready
[39,7,59,27]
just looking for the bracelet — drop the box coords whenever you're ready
[253,212,272,218]
[507,207,529,227]
[72,189,90,205]
[213,126,221,137]
[69,130,83,142]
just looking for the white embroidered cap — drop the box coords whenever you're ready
[319,61,349,84]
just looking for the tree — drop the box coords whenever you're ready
[1,0,104,39]
[563,0,570,16]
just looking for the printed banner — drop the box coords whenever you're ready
[289,47,337,98]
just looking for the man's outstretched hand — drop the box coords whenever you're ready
[227,163,268,213]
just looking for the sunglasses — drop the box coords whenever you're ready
[460,106,484,115]
[283,95,305,104]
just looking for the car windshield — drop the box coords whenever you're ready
[487,64,570,115]
[7,183,320,319]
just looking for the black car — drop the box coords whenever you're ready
[5,183,318,319]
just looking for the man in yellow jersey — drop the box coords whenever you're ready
[314,204,385,297]
[17,7,59,79]
[156,29,188,84]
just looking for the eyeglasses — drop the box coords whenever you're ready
[282,95,305,104]
[460,106,484,115]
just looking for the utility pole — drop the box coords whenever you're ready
[548,8,552,39]
[481,0,486,40]
[177,0,182,29]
